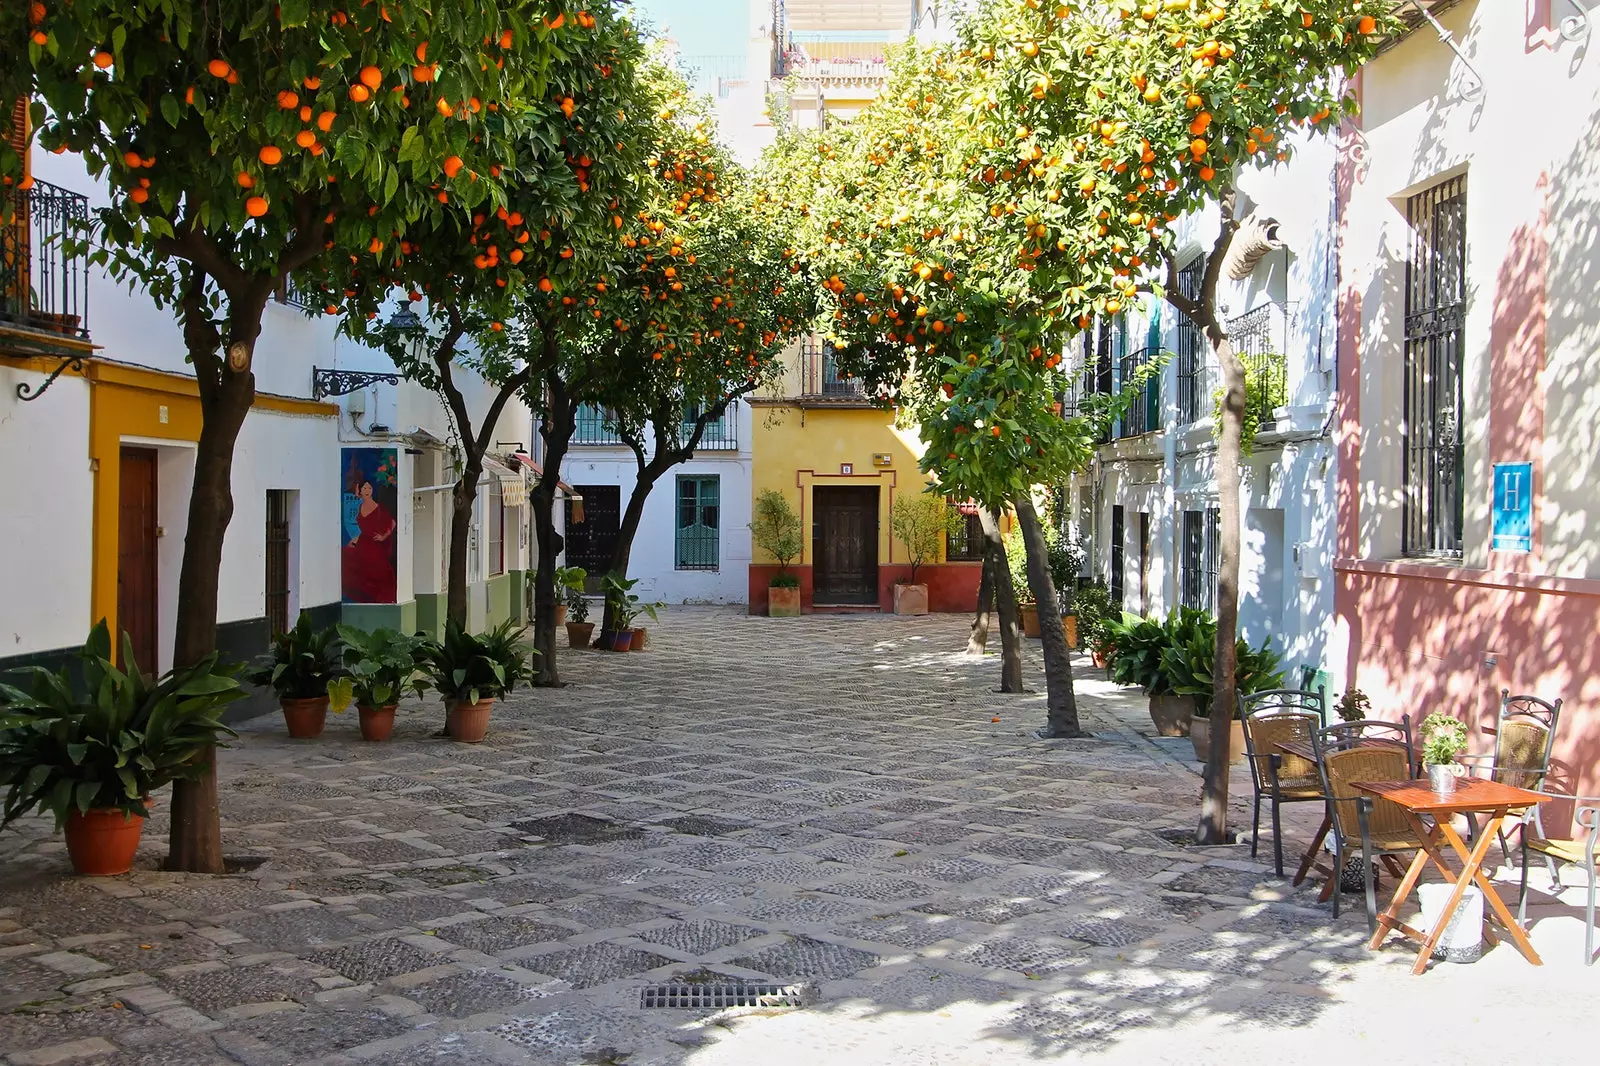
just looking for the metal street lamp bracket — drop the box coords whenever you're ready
[312,367,400,400]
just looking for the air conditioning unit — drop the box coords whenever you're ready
[872,453,893,467]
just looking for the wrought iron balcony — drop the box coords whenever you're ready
[1116,346,1162,439]
[1,179,91,344]
[684,401,738,451]
[572,402,624,445]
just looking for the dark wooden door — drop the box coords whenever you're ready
[1138,512,1151,616]
[813,486,879,604]
[117,447,159,673]
[1110,505,1125,610]
[564,484,620,592]
[265,490,291,636]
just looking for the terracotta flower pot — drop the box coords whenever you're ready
[1062,613,1080,650]
[357,703,397,742]
[610,629,634,652]
[280,696,329,739]
[64,807,146,877]
[1148,693,1195,738]
[1190,715,1248,763]
[1020,604,1040,638]
[446,697,494,743]
[630,626,648,650]
[566,621,595,648]
[554,603,568,626]
[768,585,801,617]
[893,583,928,616]
[1092,648,1111,669]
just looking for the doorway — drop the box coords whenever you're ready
[564,484,620,592]
[1138,512,1151,617]
[117,447,159,672]
[812,485,879,605]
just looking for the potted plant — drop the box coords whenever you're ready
[335,626,427,742]
[244,613,345,739]
[0,621,242,876]
[1074,583,1116,666]
[1420,712,1468,795]
[1045,528,1085,648]
[1106,610,1190,735]
[889,494,960,616]
[420,619,534,743]
[563,572,595,649]
[554,565,587,627]
[1165,627,1286,762]
[750,489,803,617]
[1004,529,1040,637]
[600,573,664,651]
[1336,688,1370,723]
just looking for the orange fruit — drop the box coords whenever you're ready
[277,90,299,110]
[245,195,268,217]
[93,51,114,69]
[122,150,142,167]
[1199,165,1216,181]
[295,130,316,148]
[129,186,148,204]
[207,58,230,78]
[509,248,524,264]
[443,155,464,178]
[299,105,312,121]
[1358,15,1376,34]
[415,41,429,62]
[368,237,384,254]
[359,65,382,90]
[32,31,47,45]
[237,171,254,188]
[538,277,553,292]
[436,98,453,117]
[304,75,321,89]
[412,63,434,82]
[1185,92,1203,109]
[349,83,370,103]
[499,29,513,48]
[258,145,283,165]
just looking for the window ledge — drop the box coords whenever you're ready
[1334,557,1600,597]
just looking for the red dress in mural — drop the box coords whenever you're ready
[343,487,397,603]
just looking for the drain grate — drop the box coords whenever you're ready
[639,982,809,1010]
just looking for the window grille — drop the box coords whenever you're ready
[1180,508,1220,613]
[573,402,623,445]
[683,401,738,450]
[1403,176,1467,557]
[945,502,984,561]
[1175,255,1208,424]
[487,479,505,576]
[676,476,720,570]
[1110,505,1125,608]
[265,491,291,636]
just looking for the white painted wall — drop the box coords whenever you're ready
[0,374,93,657]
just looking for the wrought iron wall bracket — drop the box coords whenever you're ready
[1560,0,1592,42]
[312,367,399,399]
[15,355,85,401]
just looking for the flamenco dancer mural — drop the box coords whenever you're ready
[341,447,398,604]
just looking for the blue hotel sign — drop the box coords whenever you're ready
[1491,462,1533,553]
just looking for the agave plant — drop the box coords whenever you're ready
[0,621,243,828]
[421,619,535,705]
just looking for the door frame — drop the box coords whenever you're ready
[811,484,880,606]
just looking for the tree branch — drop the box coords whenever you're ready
[155,210,252,295]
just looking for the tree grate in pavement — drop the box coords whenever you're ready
[509,813,643,844]
[639,981,810,1009]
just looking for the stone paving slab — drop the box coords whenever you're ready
[1,608,1594,1065]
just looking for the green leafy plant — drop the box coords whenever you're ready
[1164,629,1286,718]
[0,622,242,827]
[244,614,344,705]
[1336,688,1370,723]
[559,567,591,624]
[1004,528,1033,605]
[1104,612,1173,694]
[750,489,803,585]
[335,627,427,710]
[1420,712,1468,767]
[1212,353,1289,456]
[602,573,664,630]
[1073,583,1117,651]
[891,493,961,585]
[1045,527,1084,609]
[770,571,801,590]
[421,620,534,705]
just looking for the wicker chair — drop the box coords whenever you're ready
[1462,690,1562,868]
[1517,790,1600,966]
[1316,739,1419,930]
[1240,688,1326,878]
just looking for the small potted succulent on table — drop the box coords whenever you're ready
[245,613,345,738]
[335,627,428,742]
[0,621,241,876]
[1420,712,1468,795]
[421,619,534,742]
[560,567,593,648]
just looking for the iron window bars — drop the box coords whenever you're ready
[1175,255,1208,424]
[676,475,720,570]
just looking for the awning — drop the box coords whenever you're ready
[503,452,583,520]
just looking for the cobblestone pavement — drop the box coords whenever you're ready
[2,609,1592,1065]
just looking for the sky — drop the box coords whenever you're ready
[630,0,751,94]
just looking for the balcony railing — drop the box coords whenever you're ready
[1,179,90,342]
[572,403,623,445]
[1116,346,1161,438]
[684,401,738,451]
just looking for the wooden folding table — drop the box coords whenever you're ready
[1352,778,1550,975]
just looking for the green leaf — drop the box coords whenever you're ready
[74,780,101,814]
[278,0,311,28]
[66,742,88,765]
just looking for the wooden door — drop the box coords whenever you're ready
[1138,512,1151,616]
[265,490,291,636]
[813,486,879,604]
[564,484,620,592]
[117,447,158,673]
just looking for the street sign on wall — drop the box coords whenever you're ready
[1490,462,1533,553]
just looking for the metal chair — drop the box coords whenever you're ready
[1463,690,1562,868]
[1316,743,1420,931]
[1240,688,1326,878]
[1516,790,1600,966]
[1317,714,1415,769]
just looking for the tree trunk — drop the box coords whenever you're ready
[1014,496,1088,739]
[967,546,993,656]
[445,463,481,626]
[532,408,575,686]
[167,286,265,875]
[598,467,659,634]
[978,508,1023,692]
[1197,333,1246,844]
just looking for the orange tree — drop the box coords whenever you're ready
[583,97,816,634]
[1,0,554,872]
[755,42,1150,735]
[965,0,1398,838]
[324,3,649,660]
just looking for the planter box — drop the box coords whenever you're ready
[768,586,801,617]
[1148,693,1194,737]
[1020,604,1040,638]
[1190,715,1247,763]
[893,583,928,616]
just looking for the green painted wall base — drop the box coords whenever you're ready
[507,570,529,624]
[414,593,444,640]
[486,574,514,628]
[341,600,417,635]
